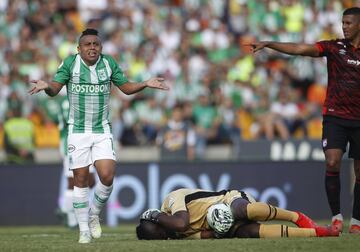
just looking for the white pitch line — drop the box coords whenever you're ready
[21,234,60,238]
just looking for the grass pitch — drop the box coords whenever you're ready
[0,224,359,252]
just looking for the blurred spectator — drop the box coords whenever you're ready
[157,104,196,161]
[270,89,308,138]
[3,107,35,164]
[114,99,141,146]
[1,0,357,158]
[192,93,219,158]
[135,97,166,144]
[250,90,289,140]
[217,98,241,156]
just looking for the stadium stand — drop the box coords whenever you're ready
[0,0,358,161]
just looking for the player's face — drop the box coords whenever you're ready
[138,221,171,240]
[152,224,170,239]
[78,35,102,66]
[342,15,360,40]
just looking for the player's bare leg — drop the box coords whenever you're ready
[73,166,91,243]
[324,149,343,232]
[89,159,115,239]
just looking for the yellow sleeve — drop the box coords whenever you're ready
[161,190,187,215]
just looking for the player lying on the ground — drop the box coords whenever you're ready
[136,188,339,239]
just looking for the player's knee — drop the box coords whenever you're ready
[231,198,249,220]
[99,173,114,186]
[326,158,341,170]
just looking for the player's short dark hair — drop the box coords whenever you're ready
[343,7,360,16]
[78,28,99,43]
[136,220,168,240]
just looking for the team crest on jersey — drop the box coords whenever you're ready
[168,197,175,208]
[322,139,327,148]
[97,69,107,81]
[339,49,346,55]
[68,144,76,153]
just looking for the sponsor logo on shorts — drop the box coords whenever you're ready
[68,144,76,153]
[322,139,327,148]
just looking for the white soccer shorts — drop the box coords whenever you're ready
[63,157,96,177]
[67,133,116,170]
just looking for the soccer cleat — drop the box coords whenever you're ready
[314,225,339,237]
[349,224,360,234]
[78,231,91,243]
[331,219,343,233]
[89,215,102,239]
[295,212,316,228]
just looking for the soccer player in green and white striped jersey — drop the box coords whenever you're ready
[29,28,168,243]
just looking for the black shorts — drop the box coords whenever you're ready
[322,115,360,159]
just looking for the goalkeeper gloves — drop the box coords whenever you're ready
[140,209,162,223]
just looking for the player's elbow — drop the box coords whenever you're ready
[118,83,134,95]
[120,88,131,95]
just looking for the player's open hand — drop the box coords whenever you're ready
[28,80,49,95]
[145,77,169,90]
[244,42,267,53]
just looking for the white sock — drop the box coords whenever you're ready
[332,213,343,221]
[350,218,360,226]
[73,186,89,232]
[89,181,113,217]
[64,189,77,227]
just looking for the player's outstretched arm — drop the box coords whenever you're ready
[117,77,169,95]
[28,80,63,97]
[247,41,320,57]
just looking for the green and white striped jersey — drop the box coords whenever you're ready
[53,54,128,134]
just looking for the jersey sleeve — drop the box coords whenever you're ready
[106,55,128,86]
[315,40,333,57]
[53,55,74,84]
[161,190,187,215]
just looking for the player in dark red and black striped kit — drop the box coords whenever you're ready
[249,7,360,234]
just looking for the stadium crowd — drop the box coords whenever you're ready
[0,0,359,160]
